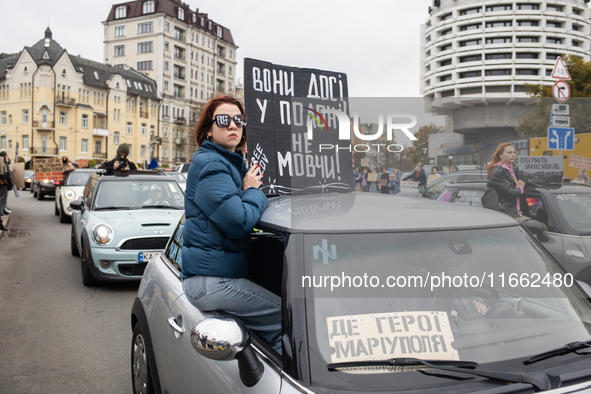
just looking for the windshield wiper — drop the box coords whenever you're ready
[329,358,560,391]
[95,206,132,211]
[141,205,183,209]
[524,340,591,365]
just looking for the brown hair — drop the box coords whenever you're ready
[487,142,514,179]
[194,95,246,149]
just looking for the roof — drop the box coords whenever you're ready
[443,182,591,194]
[95,170,170,182]
[259,192,518,233]
[105,0,235,45]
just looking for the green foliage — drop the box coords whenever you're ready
[516,55,591,137]
[404,124,441,164]
[17,157,25,163]
[161,163,170,168]
[87,159,96,168]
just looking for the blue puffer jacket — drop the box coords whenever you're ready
[181,140,269,279]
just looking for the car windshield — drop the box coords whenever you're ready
[65,172,91,186]
[303,226,591,389]
[426,174,463,194]
[553,192,591,235]
[166,172,187,183]
[93,180,184,210]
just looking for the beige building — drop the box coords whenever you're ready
[0,28,160,167]
[103,0,238,166]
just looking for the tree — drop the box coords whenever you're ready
[516,55,591,137]
[404,124,441,164]
[87,159,96,168]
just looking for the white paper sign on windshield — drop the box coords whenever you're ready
[327,311,458,363]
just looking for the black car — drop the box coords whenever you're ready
[24,170,34,190]
[32,178,61,200]
[397,169,487,199]
[437,181,591,284]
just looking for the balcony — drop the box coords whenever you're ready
[56,98,76,106]
[174,117,186,125]
[175,138,186,145]
[32,120,55,130]
[175,157,187,163]
[94,152,108,159]
[31,146,58,155]
[93,128,109,136]
[140,110,149,118]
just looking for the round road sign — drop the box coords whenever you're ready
[552,80,570,103]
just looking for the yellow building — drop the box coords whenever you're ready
[0,28,160,167]
[529,132,591,180]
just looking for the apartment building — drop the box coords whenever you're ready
[0,28,159,166]
[103,0,238,166]
[420,0,591,166]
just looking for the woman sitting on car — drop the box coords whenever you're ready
[181,96,280,354]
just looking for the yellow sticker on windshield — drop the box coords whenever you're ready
[327,311,458,363]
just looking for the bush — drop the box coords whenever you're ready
[87,159,96,168]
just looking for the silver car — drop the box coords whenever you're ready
[132,192,591,393]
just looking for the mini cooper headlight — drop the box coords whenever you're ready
[92,224,114,245]
[64,190,76,200]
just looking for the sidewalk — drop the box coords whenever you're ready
[0,213,9,239]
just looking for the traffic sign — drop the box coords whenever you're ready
[551,103,569,115]
[552,80,570,103]
[550,115,570,127]
[551,56,571,80]
[548,127,575,151]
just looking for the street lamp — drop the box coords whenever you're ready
[448,155,453,172]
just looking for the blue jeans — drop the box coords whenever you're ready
[183,275,282,354]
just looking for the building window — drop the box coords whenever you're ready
[174,46,185,60]
[573,8,582,15]
[164,80,169,90]
[0,111,5,125]
[60,111,67,125]
[113,131,119,145]
[208,21,212,30]
[516,69,539,75]
[22,135,29,150]
[137,41,153,53]
[439,74,452,82]
[546,69,553,76]
[114,64,125,69]
[173,65,185,79]
[439,59,452,66]
[460,54,482,62]
[517,36,539,43]
[440,28,452,36]
[165,21,170,31]
[137,61,153,71]
[459,39,481,47]
[41,135,47,154]
[485,69,512,76]
[217,26,223,38]
[173,85,184,98]
[8,115,11,125]
[486,53,512,60]
[546,37,562,44]
[517,20,539,27]
[572,24,581,31]
[82,114,88,128]
[572,40,581,47]
[440,43,452,51]
[460,7,481,15]
[459,71,481,78]
[42,108,48,123]
[114,45,125,57]
[174,27,185,41]
[178,7,185,20]
[138,21,154,34]
[486,4,512,11]
[81,138,88,153]
[114,25,126,37]
[0,136,5,150]
[440,13,452,21]
[59,136,67,151]
[547,21,562,28]
[486,21,512,28]
[460,23,481,31]
[486,37,512,44]
[516,53,538,59]
[546,4,563,12]
[22,109,29,124]
[127,122,133,134]
[141,124,146,135]
[546,53,560,60]
[115,6,127,19]
[517,3,539,10]
[164,60,169,71]
[142,0,154,14]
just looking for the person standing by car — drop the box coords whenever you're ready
[99,143,137,175]
[378,170,390,194]
[0,152,11,230]
[390,168,401,195]
[427,167,442,184]
[403,165,427,187]
[572,169,591,185]
[360,168,369,192]
[181,95,279,354]
[481,142,526,218]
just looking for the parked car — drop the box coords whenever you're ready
[163,171,187,192]
[32,178,61,200]
[54,169,95,223]
[174,163,191,173]
[436,181,591,284]
[397,169,487,199]
[131,192,591,393]
[23,170,34,190]
[70,170,185,286]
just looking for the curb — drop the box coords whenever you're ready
[0,214,9,239]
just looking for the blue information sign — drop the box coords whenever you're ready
[548,127,575,151]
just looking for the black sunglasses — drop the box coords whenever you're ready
[212,114,247,128]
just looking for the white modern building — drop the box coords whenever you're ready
[420,0,591,166]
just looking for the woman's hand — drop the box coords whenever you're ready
[243,164,263,191]
[517,180,525,188]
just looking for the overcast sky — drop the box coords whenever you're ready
[1,0,431,97]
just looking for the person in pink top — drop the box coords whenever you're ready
[483,142,526,218]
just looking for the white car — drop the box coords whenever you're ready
[55,169,95,223]
[163,171,187,192]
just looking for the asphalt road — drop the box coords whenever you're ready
[0,190,138,393]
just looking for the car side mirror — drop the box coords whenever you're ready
[522,219,551,242]
[418,185,426,195]
[192,317,264,387]
[70,199,84,211]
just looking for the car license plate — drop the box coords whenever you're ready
[139,251,158,263]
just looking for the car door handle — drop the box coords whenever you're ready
[566,250,584,259]
[167,317,185,334]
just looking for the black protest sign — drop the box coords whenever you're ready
[244,58,355,195]
[518,156,563,186]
